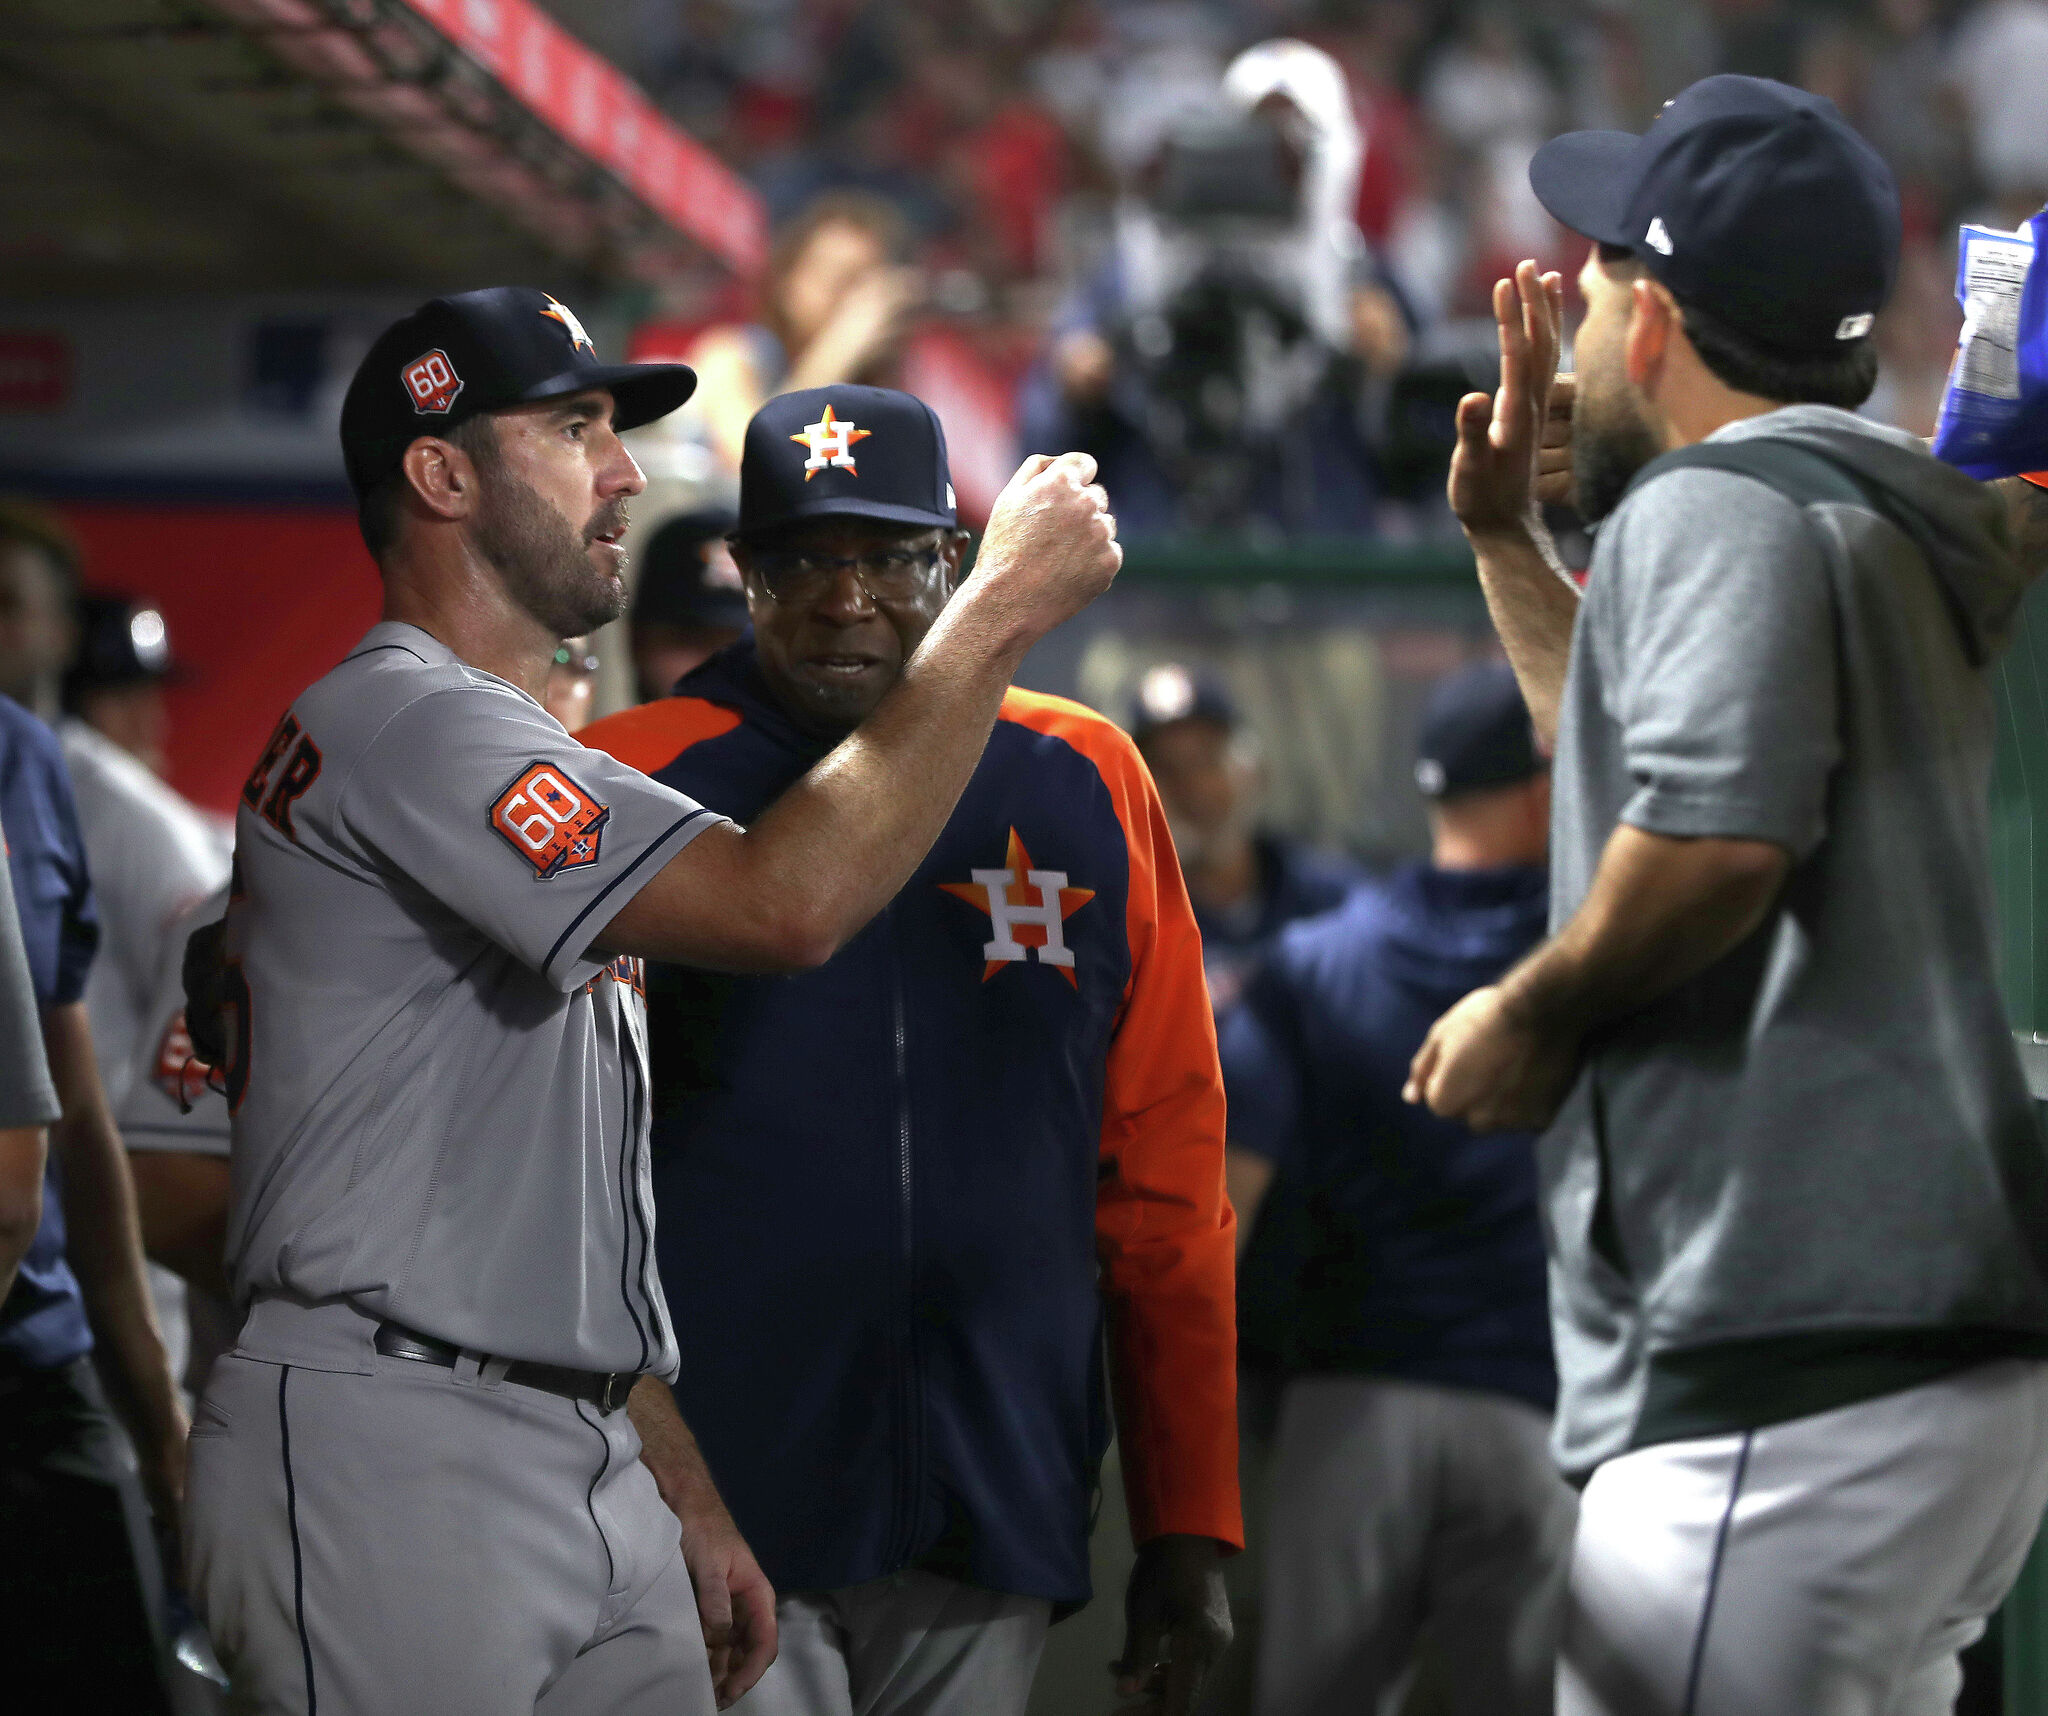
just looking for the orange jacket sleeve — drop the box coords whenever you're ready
[1055,703,1242,1552]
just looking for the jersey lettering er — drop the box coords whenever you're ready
[224,621,726,1377]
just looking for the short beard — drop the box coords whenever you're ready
[470,457,628,639]
[1570,379,1664,525]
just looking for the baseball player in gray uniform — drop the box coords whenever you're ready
[180,287,1120,1716]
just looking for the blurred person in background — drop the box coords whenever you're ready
[581,384,1239,1716]
[119,880,236,1406]
[0,520,228,1425]
[1130,662,1356,1017]
[629,507,749,702]
[0,689,187,1713]
[50,592,230,1114]
[64,592,175,778]
[543,637,601,734]
[683,192,923,474]
[1947,0,2048,226]
[1021,38,1408,537]
[1224,661,1569,1716]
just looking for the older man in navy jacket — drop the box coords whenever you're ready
[584,387,1240,1716]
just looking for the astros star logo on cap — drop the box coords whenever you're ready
[790,403,872,481]
[540,294,595,353]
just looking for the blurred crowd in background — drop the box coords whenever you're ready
[590,0,2048,538]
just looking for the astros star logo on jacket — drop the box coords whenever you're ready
[940,828,1094,987]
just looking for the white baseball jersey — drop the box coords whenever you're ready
[119,881,231,1159]
[61,718,230,1109]
[224,621,727,1377]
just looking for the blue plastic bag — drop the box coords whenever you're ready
[1933,211,2048,479]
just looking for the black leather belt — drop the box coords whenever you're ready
[372,1322,637,1414]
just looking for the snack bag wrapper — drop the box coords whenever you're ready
[1933,212,2048,479]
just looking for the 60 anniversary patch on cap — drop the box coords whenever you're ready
[339,286,697,499]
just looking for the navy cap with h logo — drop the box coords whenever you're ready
[339,286,697,499]
[735,386,958,542]
[1530,74,1901,359]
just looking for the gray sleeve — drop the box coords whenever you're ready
[0,824,59,1128]
[1603,470,1841,859]
[338,687,729,991]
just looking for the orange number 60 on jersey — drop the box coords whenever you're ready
[491,763,610,879]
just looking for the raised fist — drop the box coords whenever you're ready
[973,451,1122,642]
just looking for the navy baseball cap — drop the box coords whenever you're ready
[631,508,749,631]
[1129,663,1238,743]
[340,286,697,499]
[1530,74,1900,358]
[1416,662,1541,799]
[735,386,957,542]
[63,594,177,711]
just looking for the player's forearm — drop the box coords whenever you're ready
[628,1375,729,1522]
[0,1124,45,1304]
[1465,522,1580,749]
[43,1006,185,1453]
[1104,1290,1242,1549]
[1995,476,2048,584]
[1500,824,1789,1040]
[1223,1148,1274,1260]
[602,581,1034,972]
[127,1151,233,1302]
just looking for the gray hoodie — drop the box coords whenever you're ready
[1547,405,2048,1477]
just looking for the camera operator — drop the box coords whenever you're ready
[1020,39,1409,537]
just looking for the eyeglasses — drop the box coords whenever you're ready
[750,543,944,605]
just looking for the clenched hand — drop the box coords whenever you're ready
[970,451,1122,646]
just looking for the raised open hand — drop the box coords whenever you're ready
[1449,261,1566,539]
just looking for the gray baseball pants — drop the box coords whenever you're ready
[729,1568,1050,1716]
[186,1349,716,1716]
[1257,1374,1577,1716]
[1561,1358,2048,1716]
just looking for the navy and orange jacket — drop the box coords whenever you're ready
[581,640,1240,1604]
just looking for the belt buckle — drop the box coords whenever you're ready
[598,1372,633,1414]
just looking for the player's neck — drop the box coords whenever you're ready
[379,546,557,704]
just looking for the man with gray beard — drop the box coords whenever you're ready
[1408,76,2048,1716]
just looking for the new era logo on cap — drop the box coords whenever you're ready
[403,349,464,415]
[1529,76,1899,359]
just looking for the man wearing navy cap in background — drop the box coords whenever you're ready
[1127,665,1357,1021]
[1411,76,2048,1713]
[629,508,748,702]
[580,384,1240,1716]
[1223,661,1566,1716]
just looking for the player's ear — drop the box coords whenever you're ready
[1625,276,1675,394]
[939,529,971,592]
[401,436,479,524]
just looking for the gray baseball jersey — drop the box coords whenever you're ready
[61,718,230,1111]
[224,621,727,1377]
[118,881,231,1159]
